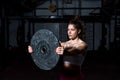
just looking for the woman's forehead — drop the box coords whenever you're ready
[68,24,76,28]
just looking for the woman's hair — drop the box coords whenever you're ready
[68,15,86,40]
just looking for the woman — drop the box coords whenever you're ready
[55,16,87,80]
[28,16,87,80]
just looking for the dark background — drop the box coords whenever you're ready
[0,0,120,80]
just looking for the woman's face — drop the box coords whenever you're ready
[67,24,80,40]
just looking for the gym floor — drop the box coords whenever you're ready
[0,50,120,80]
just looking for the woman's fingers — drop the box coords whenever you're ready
[56,47,64,55]
[28,46,33,53]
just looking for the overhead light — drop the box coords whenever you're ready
[48,4,56,12]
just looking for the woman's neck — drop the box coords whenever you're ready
[70,37,80,43]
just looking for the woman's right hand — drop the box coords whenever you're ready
[55,46,64,55]
[28,46,33,54]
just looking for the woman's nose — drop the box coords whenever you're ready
[68,30,71,34]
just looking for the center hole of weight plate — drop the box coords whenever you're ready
[40,46,47,54]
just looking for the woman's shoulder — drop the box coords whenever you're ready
[77,39,87,48]
[60,41,66,47]
[60,40,70,47]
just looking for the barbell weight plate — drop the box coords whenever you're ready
[30,29,59,70]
